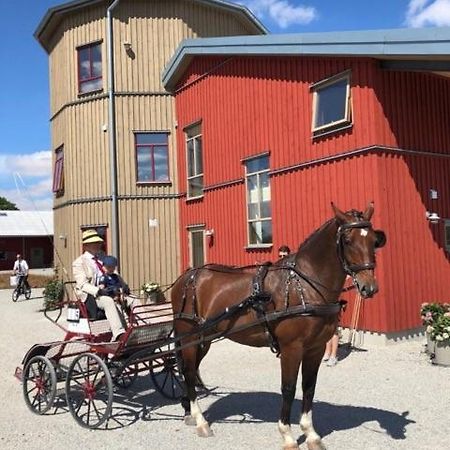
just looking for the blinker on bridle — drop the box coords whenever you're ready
[336,220,375,279]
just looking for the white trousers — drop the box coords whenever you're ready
[96,295,139,339]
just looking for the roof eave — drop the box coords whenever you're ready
[162,27,450,91]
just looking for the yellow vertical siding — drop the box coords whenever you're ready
[45,0,263,290]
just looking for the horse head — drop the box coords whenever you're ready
[332,202,386,298]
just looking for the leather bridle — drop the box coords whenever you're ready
[336,220,375,281]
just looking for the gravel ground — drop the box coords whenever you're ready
[0,288,448,450]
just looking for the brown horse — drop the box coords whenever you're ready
[171,203,386,449]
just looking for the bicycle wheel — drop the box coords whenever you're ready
[25,287,32,300]
[12,288,19,302]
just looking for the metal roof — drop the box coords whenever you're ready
[0,211,54,237]
[34,0,267,50]
[162,26,450,91]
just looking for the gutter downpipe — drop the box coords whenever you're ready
[107,0,120,267]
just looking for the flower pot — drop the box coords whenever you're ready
[426,332,434,354]
[432,341,450,366]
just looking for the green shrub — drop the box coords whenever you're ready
[43,279,65,310]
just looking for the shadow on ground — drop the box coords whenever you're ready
[205,391,414,442]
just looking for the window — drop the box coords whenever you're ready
[52,147,64,194]
[135,132,170,183]
[245,154,272,246]
[77,42,102,94]
[185,123,203,198]
[311,71,351,134]
[445,220,450,253]
[188,226,205,268]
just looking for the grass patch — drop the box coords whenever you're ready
[0,273,55,290]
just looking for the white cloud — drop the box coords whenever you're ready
[0,150,51,177]
[239,0,317,28]
[0,150,52,211]
[405,0,450,27]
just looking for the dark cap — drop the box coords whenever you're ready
[102,255,118,267]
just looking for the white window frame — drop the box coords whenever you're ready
[188,225,206,267]
[244,154,272,247]
[445,219,450,253]
[185,123,203,199]
[311,70,352,134]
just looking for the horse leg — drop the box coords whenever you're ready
[299,348,326,450]
[179,344,213,437]
[278,345,303,450]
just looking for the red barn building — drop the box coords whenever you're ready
[163,28,450,342]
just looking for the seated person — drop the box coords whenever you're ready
[72,229,137,341]
[98,255,134,313]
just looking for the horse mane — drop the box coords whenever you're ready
[296,209,364,253]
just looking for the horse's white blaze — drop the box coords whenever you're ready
[300,412,321,443]
[360,228,368,236]
[278,420,297,446]
[191,399,208,427]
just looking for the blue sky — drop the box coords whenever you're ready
[1,0,449,210]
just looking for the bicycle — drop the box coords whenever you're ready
[12,276,32,302]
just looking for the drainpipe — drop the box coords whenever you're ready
[107,0,120,267]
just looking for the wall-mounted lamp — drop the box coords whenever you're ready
[430,189,438,200]
[123,41,132,51]
[59,234,68,248]
[205,229,214,236]
[425,211,440,224]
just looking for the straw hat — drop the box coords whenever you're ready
[82,229,104,244]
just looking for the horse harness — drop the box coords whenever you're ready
[175,262,345,356]
[174,218,375,355]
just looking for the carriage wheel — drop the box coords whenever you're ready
[12,288,19,302]
[23,355,57,415]
[149,346,184,400]
[25,287,32,300]
[112,363,139,389]
[65,353,113,429]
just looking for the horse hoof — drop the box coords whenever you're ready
[184,415,196,426]
[196,423,214,437]
[306,438,326,450]
[282,443,299,450]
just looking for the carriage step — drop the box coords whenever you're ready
[14,366,23,382]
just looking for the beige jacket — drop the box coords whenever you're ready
[72,252,101,302]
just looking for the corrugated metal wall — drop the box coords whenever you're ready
[175,55,450,333]
[46,0,264,291]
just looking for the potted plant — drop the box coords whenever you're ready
[420,302,446,352]
[140,281,165,304]
[42,278,65,311]
[421,302,450,366]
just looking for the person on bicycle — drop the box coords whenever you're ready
[13,254,30,291]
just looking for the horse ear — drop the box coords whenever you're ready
[331,202,348,223]
[363,201,374,221]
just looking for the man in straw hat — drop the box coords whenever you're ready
[72,229,133,341]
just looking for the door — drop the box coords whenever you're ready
[30,247,44,268]
[188,226,205,268]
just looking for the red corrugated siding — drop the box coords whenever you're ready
[175,55,450,334]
